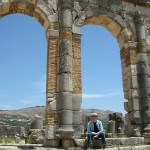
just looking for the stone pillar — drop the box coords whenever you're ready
[121,41,142,137]
[56,0,74,139]
[107,120,115,137]
[46,29,59,127]
[72,33,82,138]
[31,115,43,129]
[44,29,60,147]
[134,12,150,140]
[109,113,124,134]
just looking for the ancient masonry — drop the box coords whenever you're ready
[1,0,150,147]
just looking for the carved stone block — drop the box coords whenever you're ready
[128,98,141,111]
[57,73,73,92]
[60,9,72,28]
[57,92,72,110]
[72,111,82,125]
[58,55,73,73]
[72,94,82,111]
[59,110,73,125]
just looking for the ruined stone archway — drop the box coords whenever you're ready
[0,0,60,144]
[1,0,150,147]
[71,0,150,141]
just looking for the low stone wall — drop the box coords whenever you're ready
[0,125,26,137]
[74,137,144,148]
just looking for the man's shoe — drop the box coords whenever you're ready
[102,144,106,149]
[85,144,93,149]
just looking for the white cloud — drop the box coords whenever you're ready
[82,91,122,99]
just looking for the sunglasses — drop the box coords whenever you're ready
[92,116,97,117]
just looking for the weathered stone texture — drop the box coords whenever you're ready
[46,109,58,125]
[147,52,150,65]
[2,0,150,146]
[73,37,82,93]
[0,125,26,137]
[47,38,58,93]
[121,48,137,66]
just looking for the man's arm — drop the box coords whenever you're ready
[99,120,104,132]
[87,121,97,135]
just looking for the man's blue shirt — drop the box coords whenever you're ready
[87,120,104,135]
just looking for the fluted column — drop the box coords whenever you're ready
[134,12,150,138]
[56,0,74,139]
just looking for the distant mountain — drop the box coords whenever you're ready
[0,106,45,120]
[0,106,113,120]
[0,106,115,128]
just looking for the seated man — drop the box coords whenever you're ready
[87,113,106,148]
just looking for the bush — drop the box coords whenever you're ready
[25,137,34,144]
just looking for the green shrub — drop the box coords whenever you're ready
[25,137,33,144]
[4,137,14,143]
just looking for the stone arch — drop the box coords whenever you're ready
[1,0,150,147]
[83,14,133,47]
[0,0,58,32]
[81,14,134,97]
[72,4,142,139]
[0,0,59,133]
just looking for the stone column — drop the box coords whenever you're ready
[56,0,74,140]
[134,12,150,139]
[121,41,142,137]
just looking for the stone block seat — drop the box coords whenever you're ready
[74,137,145,148]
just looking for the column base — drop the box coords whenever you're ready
[56,125,74,139]
[143,124,150,144]
[61,139,75,147]
[125,124,142,137]
[43,139,60,147]
[143,133,150,144]
[144,124,150,133]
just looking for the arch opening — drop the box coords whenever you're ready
[81,19,126,129]
[0,14,47,110]
[81,24,124,114]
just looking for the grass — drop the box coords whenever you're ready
[0,137,21,144]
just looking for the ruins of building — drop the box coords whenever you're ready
[1,0,150,147]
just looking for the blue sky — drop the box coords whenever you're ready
[0,14,125,114]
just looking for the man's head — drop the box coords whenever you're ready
[91,113,98,122]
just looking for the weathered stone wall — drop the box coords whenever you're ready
[0,125,25,137]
